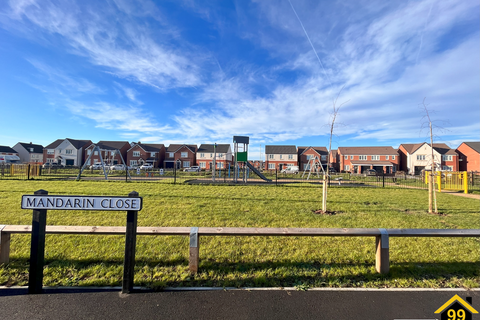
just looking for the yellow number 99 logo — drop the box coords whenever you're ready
[448,309,466,320]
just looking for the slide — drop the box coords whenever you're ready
[246,161,272,182]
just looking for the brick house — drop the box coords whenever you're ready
[43,138,92,166]
[297,146,328,172]
[0,146,20,163]
[398,143,458,175]
[12,142,44,164]
[196,144,233,170]
[265,145,297,171]
[330,149,339,171]
[248,160,264,170]
[84,141,131,166]
[337,146,399,174]
[456,142,480,172]
[164,144,197,169]
[126,143,165,168]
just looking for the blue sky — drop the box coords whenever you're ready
[0,0,478,158]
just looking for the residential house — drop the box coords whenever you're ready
[84,141,131,166]
[398,143,458,175]
[164,144,198,169]
[297,146,328,172]
[0,146,20,163]
[196,144,233,170]
[12,142,44,164]
[338,146,399,174]
[43,138,92,166]
[456,142,480,172]
[126,143,165,168]
[265,145,297,170]
[248,160,264,171]
[329,149,339,171]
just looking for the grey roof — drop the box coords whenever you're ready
[96,141,130,150]
[0,145,17,153]
[18,142,44,153]
[462,142,480,153]
[166,144,197,153]
[338,146,398,155]
[139,143,165,152]
[265,145,297,155]
[45,138,91,150]
[297,146,328,156]
[197,144,231,153]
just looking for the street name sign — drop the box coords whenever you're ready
[21,195,143,211]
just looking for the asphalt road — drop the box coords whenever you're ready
[1,288,479,320]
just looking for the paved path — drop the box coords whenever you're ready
[1,288,479,320]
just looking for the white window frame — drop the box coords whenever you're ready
[442,155,452,161]
[344,155,348,160]
[130,160,138,166]
[87,149,92,155]
[269,154,274,159]
[47,149,54,155]
[181,152,188,158]
[183,161,190,168]
[199,162,206,168]
[371,155,379,160]
[392,155,395,160]
[133,151,140,157]
[94,150,98,155]
[359,155,367,160]
[321,155,326,161]
[416,155,425,161]
[151,152,156,157]
[169,152,174,158]
[288,154,293,160]
[350,155,353,160]
[385,155,389,160]
[268,163,275,170]
[345,165,350,171]
[65,149,73,154]
[200,153,205,158]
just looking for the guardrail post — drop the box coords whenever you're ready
[122,191,139,294]
[189,227,199,273]
[375,228,389,274]
[0,225,10,264]
[28,189,48,294]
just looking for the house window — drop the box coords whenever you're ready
[30,148,34,152]
[345,165,350,171]
[219,162,224,169]
[371,155,379,160]
[392,155,395,160]
[65,149,73,154]
[288,154,293,160]
[169,152,174,158]
[94,150,98,155]
[86,159,91,165]
[218,153,223,158]
[321,155,326,161]
[307,155,313,160]
[442,155,452,161]
[111,151,115,156]
[181,152,188,158]
[269,154,274,159]
[416,155,426,161]
[359,155,367,160]
[280,155,283,160]
[151,152,156,157]
[350,155,353,160]
[268,163,275,169]
[130,160,137,166]
[200,153,205,158]
[183,161,190,168]
[443,165,453,171]
[199,162,206,168]
[287,163,293,167]
[304,164,310,170]
[385,156,389,160]
[344,155,348,160]
[133,151,140,157]
[87,149,92,155]
[210,153,213,158]
[47,149,54,154]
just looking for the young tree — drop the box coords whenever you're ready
[421,98,438,214]
[322,87,348,212]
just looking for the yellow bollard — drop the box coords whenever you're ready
[437,172,442,192]
[463,171,468,194]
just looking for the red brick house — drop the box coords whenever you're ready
[164,144,197,169]
[337,146,399,174]
[398,143,458,175]
[126,143,165,168]
[456,142,480,172]
[265,145,297,171]
[84,141,130,166]
[297,146,328,172]
[330,149,339,171]
[196,144,233,170]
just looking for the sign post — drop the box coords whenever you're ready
[22,190,142,294]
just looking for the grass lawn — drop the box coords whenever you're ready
[0,180,479,289]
